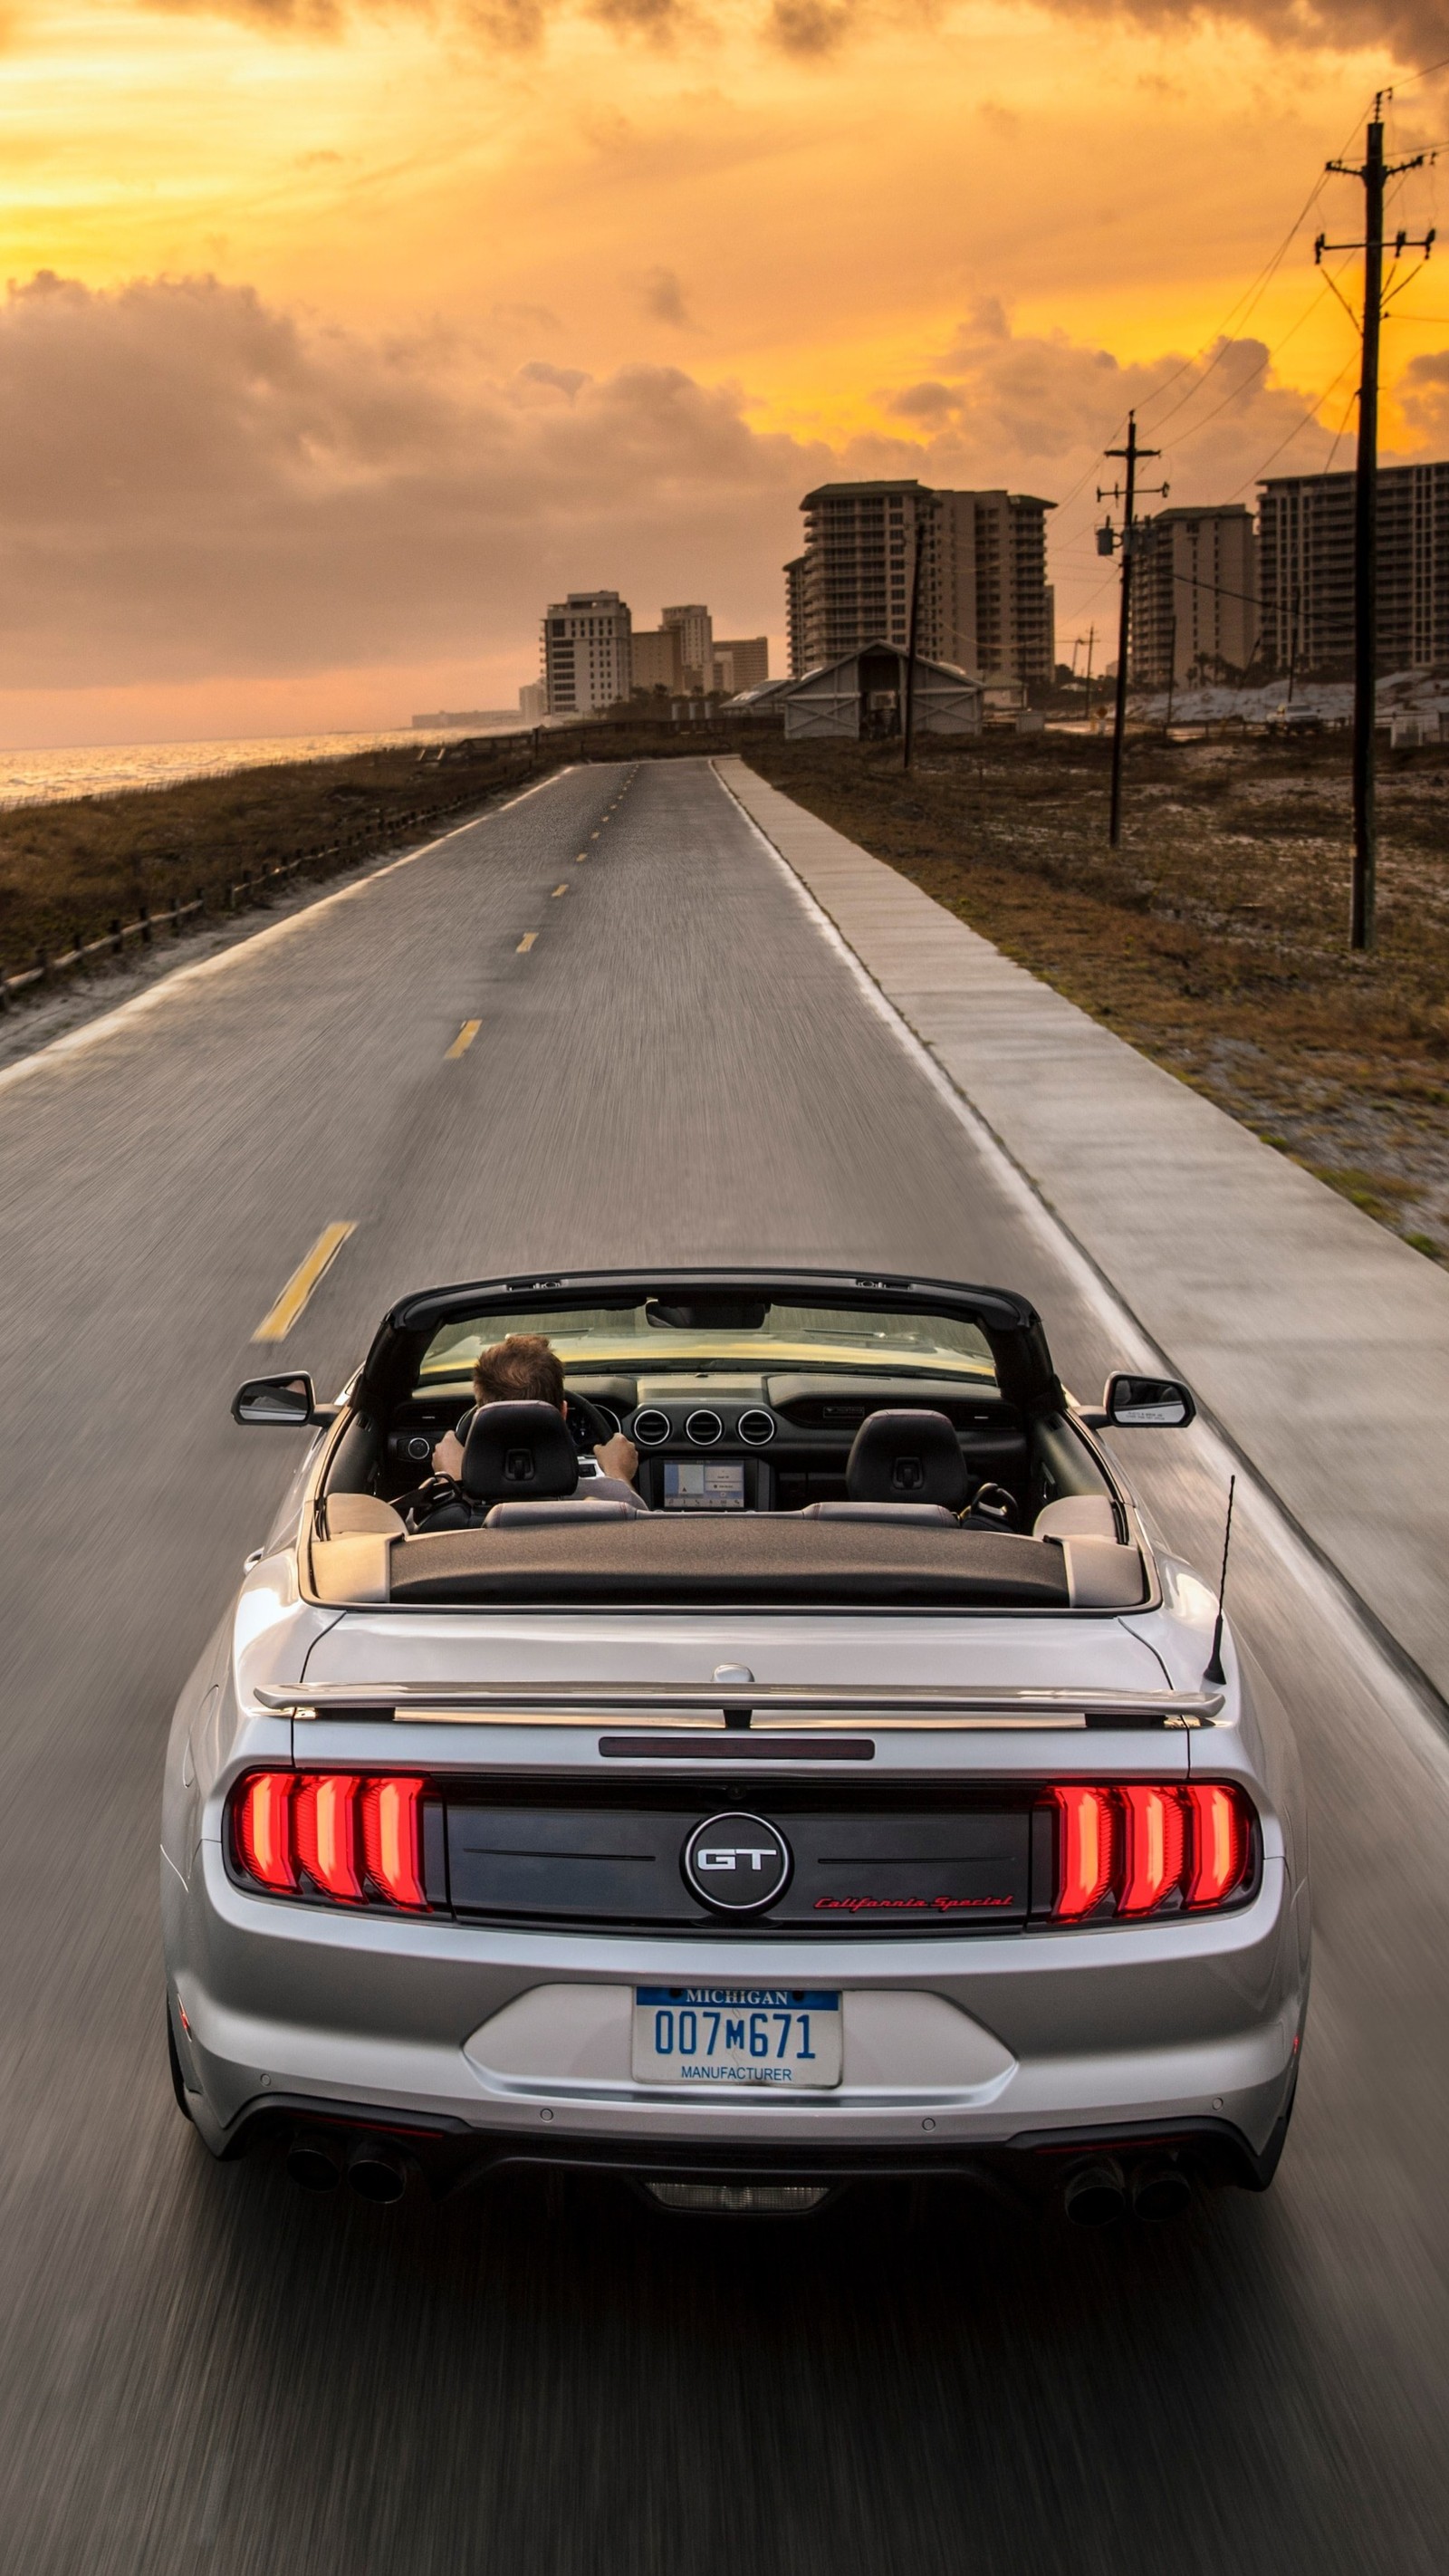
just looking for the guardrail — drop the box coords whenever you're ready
[0,771,533,1015]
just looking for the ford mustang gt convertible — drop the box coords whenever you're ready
[161,1268,1310,2224]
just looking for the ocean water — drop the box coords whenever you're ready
[0,718,528,811]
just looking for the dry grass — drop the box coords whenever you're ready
[0,737,542,976]
[744,727,1449,1261]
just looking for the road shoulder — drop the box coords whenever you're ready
[718,751,1449,1709]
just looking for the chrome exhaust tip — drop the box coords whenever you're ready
[1061,2158,1128,2228]
[346,2140,409,2206]
[285,2134,341,2194]
[1129,2159,1193,2224]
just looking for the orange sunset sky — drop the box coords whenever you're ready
[2,0,1448,744]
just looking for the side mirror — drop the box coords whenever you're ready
[233,1372,330,1427]
[1102,1370,1195,1429]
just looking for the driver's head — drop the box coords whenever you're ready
[472,1333,566,1416]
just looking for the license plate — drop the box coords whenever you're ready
[633,1987,841,2088]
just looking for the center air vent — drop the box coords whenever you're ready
[737,1409,776,1446]
[684,1408,724,1446]
[632,1408,671,1447]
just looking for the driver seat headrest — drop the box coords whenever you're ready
[846,1408,968,1509]
[461,1401,579,1503]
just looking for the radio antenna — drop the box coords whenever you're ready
[1204,1475,1236,1686]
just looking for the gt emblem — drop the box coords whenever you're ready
[683,1812,792,1914]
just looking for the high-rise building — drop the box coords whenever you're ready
[518,680,547,721]
[785,557,808,676]
[713,637,769,694]
[787,481,1055,686]
[662,603,714,689]
[1130,505,1260,689]
[541,591,632,715]
[1259,461,1449,675]
[630,627,685,695]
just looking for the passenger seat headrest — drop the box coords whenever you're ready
[461,1401,579,1502]
[846,1408,968,1509]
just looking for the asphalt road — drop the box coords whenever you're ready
[0,755,1445,2575]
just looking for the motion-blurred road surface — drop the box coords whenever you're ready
[0,759,1444,2573]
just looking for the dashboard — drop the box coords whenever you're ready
[388,1371,1028,1514]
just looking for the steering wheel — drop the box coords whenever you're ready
[563,1391,619,1455]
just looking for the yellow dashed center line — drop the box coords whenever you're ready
[446,1018,481,1059]
[552,883,569,898]
[516,931,537,953]
[253,1221,356,1344]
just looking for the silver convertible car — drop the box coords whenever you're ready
[161,1268,1310,2224]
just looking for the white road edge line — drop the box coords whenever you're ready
[711,756,1449,1771]
[0,764,574,1102]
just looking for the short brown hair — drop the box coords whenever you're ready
[472,1333,565,1410]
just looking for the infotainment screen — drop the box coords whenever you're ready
[662,1459,747,1512]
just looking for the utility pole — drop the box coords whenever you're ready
[1165,610,1178,734]
[1318,100,1432,948]
[1099,415,1166,847]
[1082,626,1095,727]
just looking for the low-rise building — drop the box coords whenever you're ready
[542,591,632,716]
[782,641,983,740]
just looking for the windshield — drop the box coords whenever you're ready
[418,1300,994,1383]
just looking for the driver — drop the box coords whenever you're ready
[432,1331,645,1504]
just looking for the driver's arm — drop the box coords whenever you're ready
[432,1427,465,1479]
[593,1433,639,1486]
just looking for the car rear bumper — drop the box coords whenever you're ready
[166,1841,1308,2187]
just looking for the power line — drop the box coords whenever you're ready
[1046,114,1372,543]
[1387,52,1449,92]
[1225,351,1358,495]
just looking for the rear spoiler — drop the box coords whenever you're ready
[256,1682,1223,1730]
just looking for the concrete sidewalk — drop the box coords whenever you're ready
[718,754,1449,1706]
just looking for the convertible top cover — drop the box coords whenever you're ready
[387,1519,1077,1609]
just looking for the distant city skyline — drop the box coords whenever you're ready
[540,593,768,711]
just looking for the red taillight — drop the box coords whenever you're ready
[231,1772,431,1910]
[1118,1785,1185,1916]
[293,1773,364,1902]
[1051,1781,1252,1920]
[1185,1783,1247,1907]
[361,1776,427,1909]
[1053,1785,1115,1917]
[236,1772,296,1890]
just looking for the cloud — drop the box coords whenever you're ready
[0,267,1430,693]
[0,270,820,687]
[876,303,1357,499]
[1393,345,1449,441]
[885,380,959,420]
[517,359,591,396]
[134,0,1449,62]
[1075,0,1449,57]
[637,264,693,326]
[765,0,859,53]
